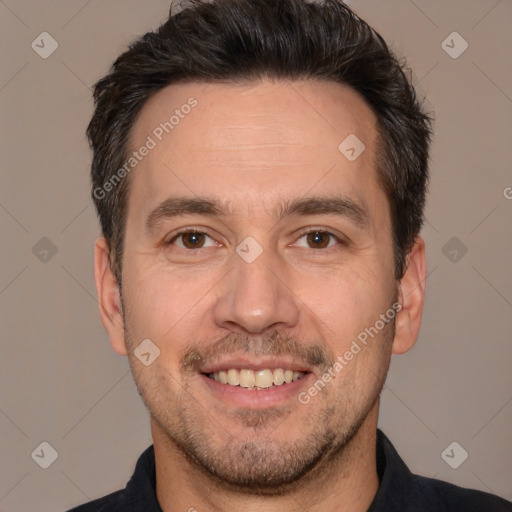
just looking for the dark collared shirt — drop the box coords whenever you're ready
[67,429,512,511]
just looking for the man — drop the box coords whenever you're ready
[69,0,512,510]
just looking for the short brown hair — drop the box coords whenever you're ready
[87,0,433,282]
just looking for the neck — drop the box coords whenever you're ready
[153,404,380,512]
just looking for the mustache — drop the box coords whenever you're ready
[180,330,335,375]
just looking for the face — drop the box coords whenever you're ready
[97,79,420,493]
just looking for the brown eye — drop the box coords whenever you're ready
[305,231,332,249]
[170,231,216,249]
[181,232,205,248]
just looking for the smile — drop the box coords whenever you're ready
[205,368,306,390]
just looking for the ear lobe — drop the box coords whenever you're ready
[94,237,127,356]
[392,237,426,355]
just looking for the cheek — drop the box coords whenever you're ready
[122,260,218,352]
[301,265,394,348]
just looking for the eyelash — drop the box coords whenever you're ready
[166,228,346,251]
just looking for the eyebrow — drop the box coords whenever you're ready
[145,195,369,232]
[279,196,369,229]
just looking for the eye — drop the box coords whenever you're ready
[168,230,217,249]
[294,230,341,250]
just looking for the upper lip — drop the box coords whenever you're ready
[200,356,312,374]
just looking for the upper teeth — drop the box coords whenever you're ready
[209,368,305,389]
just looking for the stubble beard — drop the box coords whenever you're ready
[122,305,395,495]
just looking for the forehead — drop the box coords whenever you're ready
[127,79,381,218]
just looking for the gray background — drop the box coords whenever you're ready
[0,1,511,510]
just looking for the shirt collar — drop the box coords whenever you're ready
[124,444,163,512]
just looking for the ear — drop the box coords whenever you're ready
[94,237,127,355]
[392,237,426,355]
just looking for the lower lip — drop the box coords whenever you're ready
[200,373,313,409]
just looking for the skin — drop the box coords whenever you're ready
[95,79,426,512]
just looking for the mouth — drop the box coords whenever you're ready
[204,367,307,390]
[198,358,314,408]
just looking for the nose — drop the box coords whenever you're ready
[213,246,301,334]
